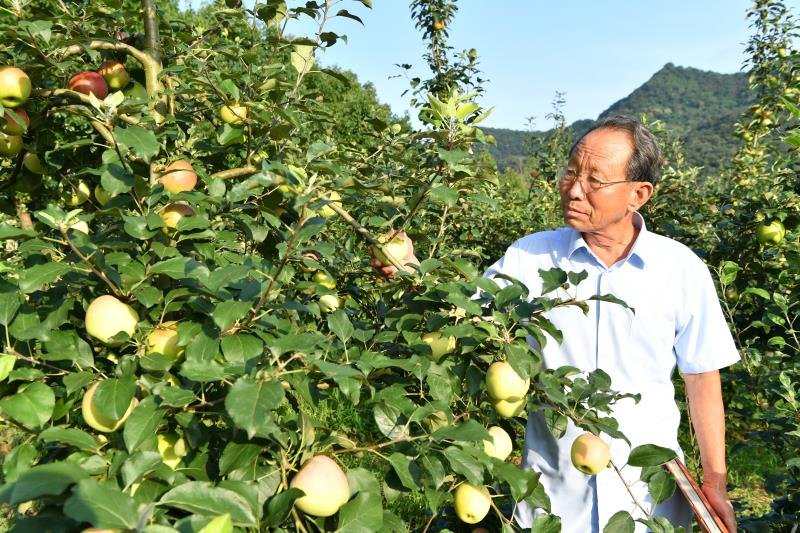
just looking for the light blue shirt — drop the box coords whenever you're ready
[482,212,740,532]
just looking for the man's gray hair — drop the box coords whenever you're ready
[569,114,663,185]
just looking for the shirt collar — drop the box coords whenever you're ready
[567,211,651,268]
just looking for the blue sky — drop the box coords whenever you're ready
[187,1,800,130]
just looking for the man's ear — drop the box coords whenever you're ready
[629,181,653,211]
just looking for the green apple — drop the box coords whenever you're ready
[23,152,44,174]
[485,361,529,401]
[482,426,513,461]
[0,132,22,156]
[146,321,183,359]
[219,103,248,125]
[157,432,187,469]
[81,381,138,433]
[570,432,611,475]
[422,332,456,361]
[0,66,31,108]
[491,397,526,418]
[313,271,336,290]
[85,294,139,344]
[94,185,113,205]
[66,180,91,206]
[290,455,350,517]
[69,220,90,234]
[198,515,233,533]
[318,294,340,313]
[757,220,786,245]
[453,483,491,524]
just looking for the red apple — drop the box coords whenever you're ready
[159,160,198,193]
[97,60,130,90]
[2,108,29,135]
[68,71,108,99]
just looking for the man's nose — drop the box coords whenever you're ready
[567,178,585,199]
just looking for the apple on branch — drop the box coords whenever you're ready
[66,180,91,206]
[97,60,130,90]
[159,159,198,193]
[453,482,491,524]
[68,71,108,99]
[85,294,139,344]
[81,381,138,433]
[2,108,29,135]
[486,361,529,418]
[220,103,248,125]
[570,432,611,475]
[0,132,22,156]
[23,152,44,174]
[160,202,195,229]
[0,66,31,108]
[290,455,351,517]
[757,220,786,245]
[369,229,419,277]
[482,426,513,461]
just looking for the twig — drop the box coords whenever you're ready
[60,228,124,297]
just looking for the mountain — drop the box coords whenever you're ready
[485,63,754,174]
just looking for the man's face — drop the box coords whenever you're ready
[559,128,644,232]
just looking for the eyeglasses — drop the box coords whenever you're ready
[558,170,631,193]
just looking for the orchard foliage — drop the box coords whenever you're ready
[0,1,683,532]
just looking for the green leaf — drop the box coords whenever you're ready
[18,262,71,294]
[327,310,354,342]
[0,290,22,326]
[151,256,203,279]
[627,444,677,467]
[121,451,163,488]
[212,300,252,331]
[387,453,420,490]
[63,479,139,529]
[220,334,264,365]
[159,481,257,525]
[2,443,37,482]
[0,354,15,382]
[338,491,382,533]
[742,287,770,300]
[290,44,315,76]
[442,446,484,485]
[219,442,262,476]
[123,396,166,453]
[114,125,160,163]
[93,378,137,422]
[0,462,88,505]
[604,510,635,533]
[538,267,567,294]
[431,420,489,443]
[0,382,55,429]
[38,426,98,452]
[264,488,304,527]
[646,469,676,504]
[100,149,135,193]
[224,378,285,439]
[199,514,233,533]
[43,330,93,367]
[531,514,562,533]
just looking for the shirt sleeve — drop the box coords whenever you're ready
[674,258,741,374]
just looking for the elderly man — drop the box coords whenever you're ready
[371,115,739,532]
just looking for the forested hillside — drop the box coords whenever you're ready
[487,63,754,174]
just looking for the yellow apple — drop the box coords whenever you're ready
[290,455,350,517]
[453,483,491,524]
[157,432,188,469]
[198,514,233,533]
[160,159,198,193]
[482,426,513,461]
[85,294,139,344]
[160,202,194,229]
[219,103,248,125]
[570,432,611,475]
[313,271,336,290]
[318,294,340,313]
[23,152,44,174]
[81,381,138,433]
[317,190,342,218]
[0,132,22,156]
[423,410,450,432]
[146,321,183,359]
[491,397,526,418]
[66,180,91,206]
[422,332,456,361]
[0,67,31,108]
[485,361,529,401]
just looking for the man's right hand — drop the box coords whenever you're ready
[369,229,419,278]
